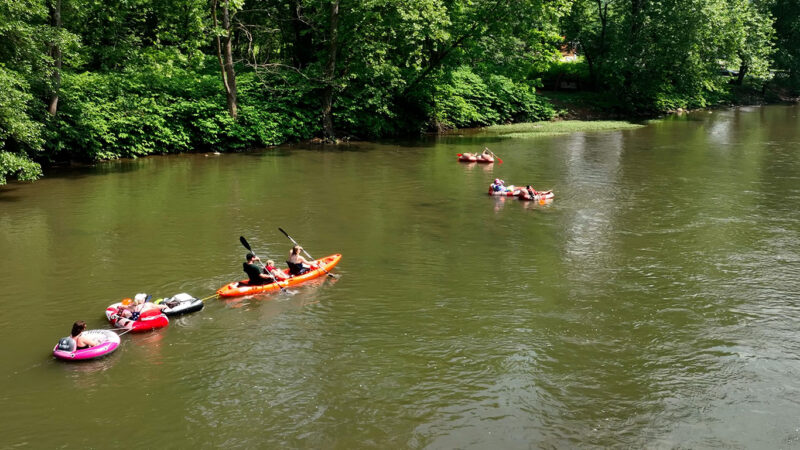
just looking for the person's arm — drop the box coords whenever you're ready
[116,305,131,318]
[300,256,318,267]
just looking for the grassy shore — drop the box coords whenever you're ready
[483,120,645,138]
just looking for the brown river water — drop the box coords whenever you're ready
[1,105,799,448]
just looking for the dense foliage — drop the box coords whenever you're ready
[0,0,797,184]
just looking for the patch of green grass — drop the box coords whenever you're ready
[485,120,645,138]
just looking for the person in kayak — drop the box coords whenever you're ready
[264,259,290,282]
[286,245,317,276]
[243,253,275,285]
[71,320,99,349]
[462,147,493,161]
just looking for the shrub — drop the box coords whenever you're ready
[49,65,319,162]
[430,66,555,129]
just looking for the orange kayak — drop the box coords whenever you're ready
[216,254,342,297]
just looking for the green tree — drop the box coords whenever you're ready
[46,0,63,115]
[0,0,49,183]
[562,0,611,87]
[772,0,800,86]
[562,0,776,110]
[212,0,239,118]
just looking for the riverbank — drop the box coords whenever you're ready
[537,84,800,122]
[432,85,800,141]
[4,83,798,187]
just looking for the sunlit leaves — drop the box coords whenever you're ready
[562,0,778,110]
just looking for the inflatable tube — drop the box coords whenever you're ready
[518,190,555,201]
[53,329,120,361]
[488,186,521,197]
[217,253,342,298]
[458,154,493,163]
[105,303,169,332]
[154,293,204,317]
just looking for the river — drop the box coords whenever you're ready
[1,105,799,448]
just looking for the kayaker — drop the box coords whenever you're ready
[264,259,290,282]
[71,320,99,349]
[462,147,493,162]
[287,245,317,276]
[243,253,274,285]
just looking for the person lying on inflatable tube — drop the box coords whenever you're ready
[116,293,168,320]
[56,320,99,351]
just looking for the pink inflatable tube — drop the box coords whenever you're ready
[53,330,120,361]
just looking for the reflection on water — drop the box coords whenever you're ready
[57,351,121,376]
[458,161,496,174]
[1,105,800,448]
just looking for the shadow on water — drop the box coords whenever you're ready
[281,142,410,152]
[0,185,23,202]
[1,142,443,194]
[53,353,120,374]
[433,135,508,146]
[38,159,147,182]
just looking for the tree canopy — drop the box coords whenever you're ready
[0,0,796,184]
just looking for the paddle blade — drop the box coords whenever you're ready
[239,236,252,252]
[279,227,302,248]
[487,149,503,164]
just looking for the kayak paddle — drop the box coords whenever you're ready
[278,227,338,278]
[239,236,287,291]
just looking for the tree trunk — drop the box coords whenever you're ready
[623,0,645,91]
[630,0,643,36]
[213,0,237,118]
[593,0,608,87]
[291,0,314,68]
[321,0,339,141]
[585,54,596,88]
[47,0,62,116]
[736,62,748,85]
